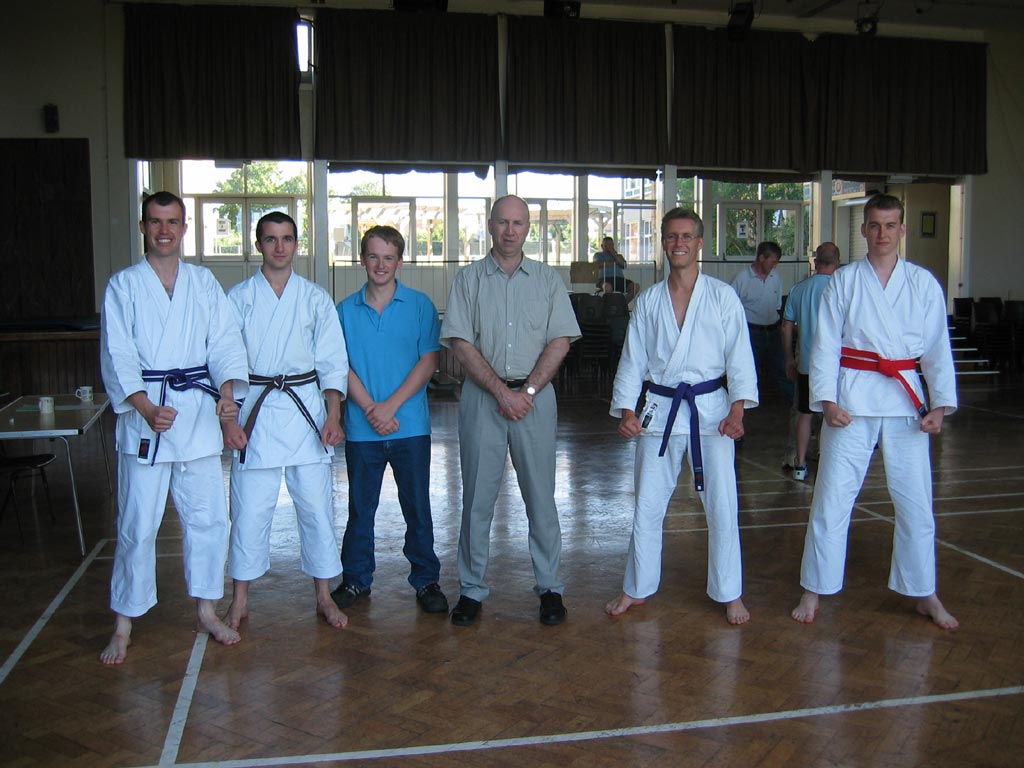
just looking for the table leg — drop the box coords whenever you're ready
[57,436,86,557]
[100,417,112,494]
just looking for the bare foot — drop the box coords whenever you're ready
[916,593,959,630]
[605,592,646,616]
[315,578,348,628]
[223,579,249,630]
[791,591,819,623]
[726,598,750,625]
[316,597,349,628]
[223,599,248,630]
[100,614,132,665]
[196,599,241,646]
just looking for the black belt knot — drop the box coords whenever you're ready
[240,370,323,463]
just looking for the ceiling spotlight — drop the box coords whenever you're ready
[855,13,878,35]
[855,2,879,35]
[727,1,754,43]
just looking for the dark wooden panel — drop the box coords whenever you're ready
[0,331,102,397]
[0,138,94,322]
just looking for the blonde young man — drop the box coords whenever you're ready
[99,191,248,664]
[333,226,447,615]
[221,212,349,631]
[605,208,758,625]
[792,194,958,629]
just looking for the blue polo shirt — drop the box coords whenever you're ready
[338,280,441,442]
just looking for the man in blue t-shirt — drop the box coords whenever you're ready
[781,242,840,481]
[333,225,448,614]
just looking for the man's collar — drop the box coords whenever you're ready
[487,250,528,275]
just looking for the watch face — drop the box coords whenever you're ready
[526,385,537,396]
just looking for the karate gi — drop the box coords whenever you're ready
[226,271,348,581]
[100,259,248,617]
[800,257,957,597]
[610,275,758,602]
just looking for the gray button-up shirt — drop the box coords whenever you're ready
[441,253,581,379]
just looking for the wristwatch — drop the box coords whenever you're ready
[525,384,537,396]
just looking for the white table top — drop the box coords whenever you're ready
[0,394,111,439]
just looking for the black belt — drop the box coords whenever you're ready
[748,321,780,330]
[505,378,528,389]
[635,377,725,492]
[240,370,324,464]
[140,365,222,464]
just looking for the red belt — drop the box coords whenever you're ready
[839,347,928,417]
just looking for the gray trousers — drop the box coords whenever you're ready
[456,378,563,601]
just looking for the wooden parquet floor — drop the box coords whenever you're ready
[1,373,1023,767]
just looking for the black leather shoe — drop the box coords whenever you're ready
[450,595,481,626]
[539,591,567,626]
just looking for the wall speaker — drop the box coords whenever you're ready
[544,1,581,19]
[43,104,59,133]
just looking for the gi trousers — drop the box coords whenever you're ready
[623,433,743,603]
[228,460,341,581]
[110,453,228,617]
[800,415,937,597]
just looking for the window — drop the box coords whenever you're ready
[711,181,806,261]
[588,175,657,264]
[181,160,310,262]
[327,169,450,264]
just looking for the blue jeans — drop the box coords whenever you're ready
[342,435,440,591]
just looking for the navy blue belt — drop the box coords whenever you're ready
[240,370,324,464]
[636,377,724,492]
[140,365,221,464]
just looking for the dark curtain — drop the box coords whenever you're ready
[506,17,668,172]
[814,34,987,176]
[124,4,301,160]
[671,26,817,173]
[315,10,499,165]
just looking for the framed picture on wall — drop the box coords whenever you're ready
[921,211,937,238]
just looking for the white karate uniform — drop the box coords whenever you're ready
[610,275,758,602]
[101,259,248,617]
[801,257,957,596]
[226,271,349,581]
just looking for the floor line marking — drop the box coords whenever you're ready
[150,685,1024,768]
[0,538,108,685]
[934,539,1024,580]
[160,632,210,767]
[859,507,1024,581]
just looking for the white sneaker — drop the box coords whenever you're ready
[793,465,808,481]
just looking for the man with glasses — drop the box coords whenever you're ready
[605,208,758,624]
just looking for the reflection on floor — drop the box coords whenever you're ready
[1,374,1023,767]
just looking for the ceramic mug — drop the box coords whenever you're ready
[76,386,94,401]
[39,396,55,414]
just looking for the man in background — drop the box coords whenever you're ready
[781,242,841,481]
